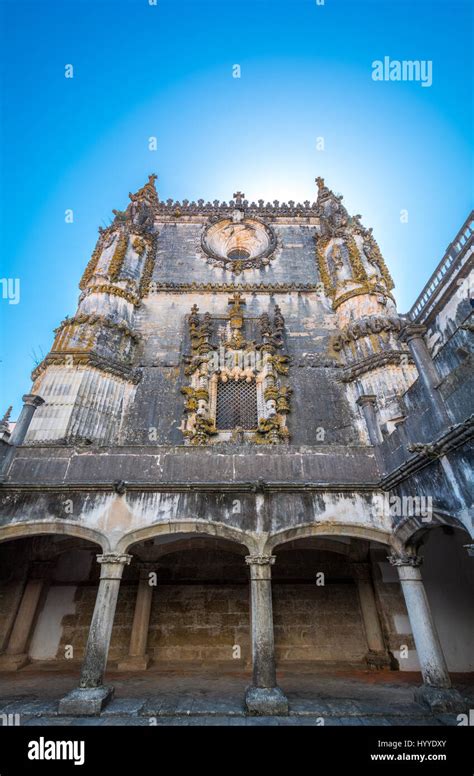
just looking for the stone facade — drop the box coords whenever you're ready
[0,175,472,715]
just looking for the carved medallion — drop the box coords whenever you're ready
[201,216,277,273]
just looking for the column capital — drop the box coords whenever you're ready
[398,323,427,344]
[245,554,276,566]
[356,394,377,408]
[21,394,45,409]
[97,553,132,580]
[246,554,275,581]
[97,553,132,565]
[388,550,422,568]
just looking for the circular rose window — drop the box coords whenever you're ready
[201,217,277,273]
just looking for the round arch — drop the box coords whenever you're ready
[272,536,353,557]
[393,511,473,552]
[116,519,258,555]
[0,520,109,551]
[265,522,392,554]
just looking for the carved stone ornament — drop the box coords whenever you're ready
[201,217,277,274]
[181,293,291,446]
[387,551,423,567]
[332,315,402,351]
[245,555,276,566]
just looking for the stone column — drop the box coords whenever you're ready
[118,564,155,671]
[59,552,132,715]
[9,394,45,446]
[356,394,383,445]
[352,562,390,669]
[0,561,51,671]
[1,395,45,479]
[399,324,450,424]
[389,551,465,712]
[244,554,288,715]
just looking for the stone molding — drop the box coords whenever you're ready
[245,555,276,566]
[340,351,414,382]
[387,551,422,567]
[97,553,132,566]
[146,281,321,294]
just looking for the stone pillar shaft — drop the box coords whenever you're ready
[399,325,450,424]
[248,556,277,688]
[356,395,383,446]
[79,553,131,689]
[407,336,441,393]
[129,576,153,657]
[5,579,44,656]
[0,561,53,671]
[395,561,450,688]
[9,394,44,446]
[389,552,465,712]
[118,566,154,671]
[352,563,388,666]
[245,554,288,715]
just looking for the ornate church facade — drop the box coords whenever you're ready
[0,176,472,716]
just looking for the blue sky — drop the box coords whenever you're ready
[0,0,472,416]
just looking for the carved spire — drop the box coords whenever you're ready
[129,174,159,208]
[0,406,12,430]
[315,176,349,230]
[108,173,159,230]
[314,176,394,310]
[273,304,285,334]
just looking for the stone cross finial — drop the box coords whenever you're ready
[233,191,245,205]
[228,291,245,311]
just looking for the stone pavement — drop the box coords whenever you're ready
[1,667,472,726]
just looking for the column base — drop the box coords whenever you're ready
[364,650,391,670]
[117,655,150,671]
[58,685,114,716]
[414,685,467,714]
[0,653,29,671]
[245,686,289,716]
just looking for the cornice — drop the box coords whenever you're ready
[340,351,414,382]
[146,281,321,294]
[154,199,321,218]
[31,351,142,384]
[0,480,381,494]
[380,414,474,490]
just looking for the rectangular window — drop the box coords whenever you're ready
[216,379,258,430]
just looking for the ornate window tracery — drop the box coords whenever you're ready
[181,293,291,445]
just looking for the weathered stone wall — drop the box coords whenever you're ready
[126,290,359,447]
[273,548,367,663]
[147,585,250,663]
[152,221,320,288]
[0,544,29,652]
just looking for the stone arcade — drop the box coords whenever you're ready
[0,175,472,716]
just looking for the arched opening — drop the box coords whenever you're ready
[112,533,251,672]
[271,536,382,668]
[416,526,474,673]
[0,534,102,672]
